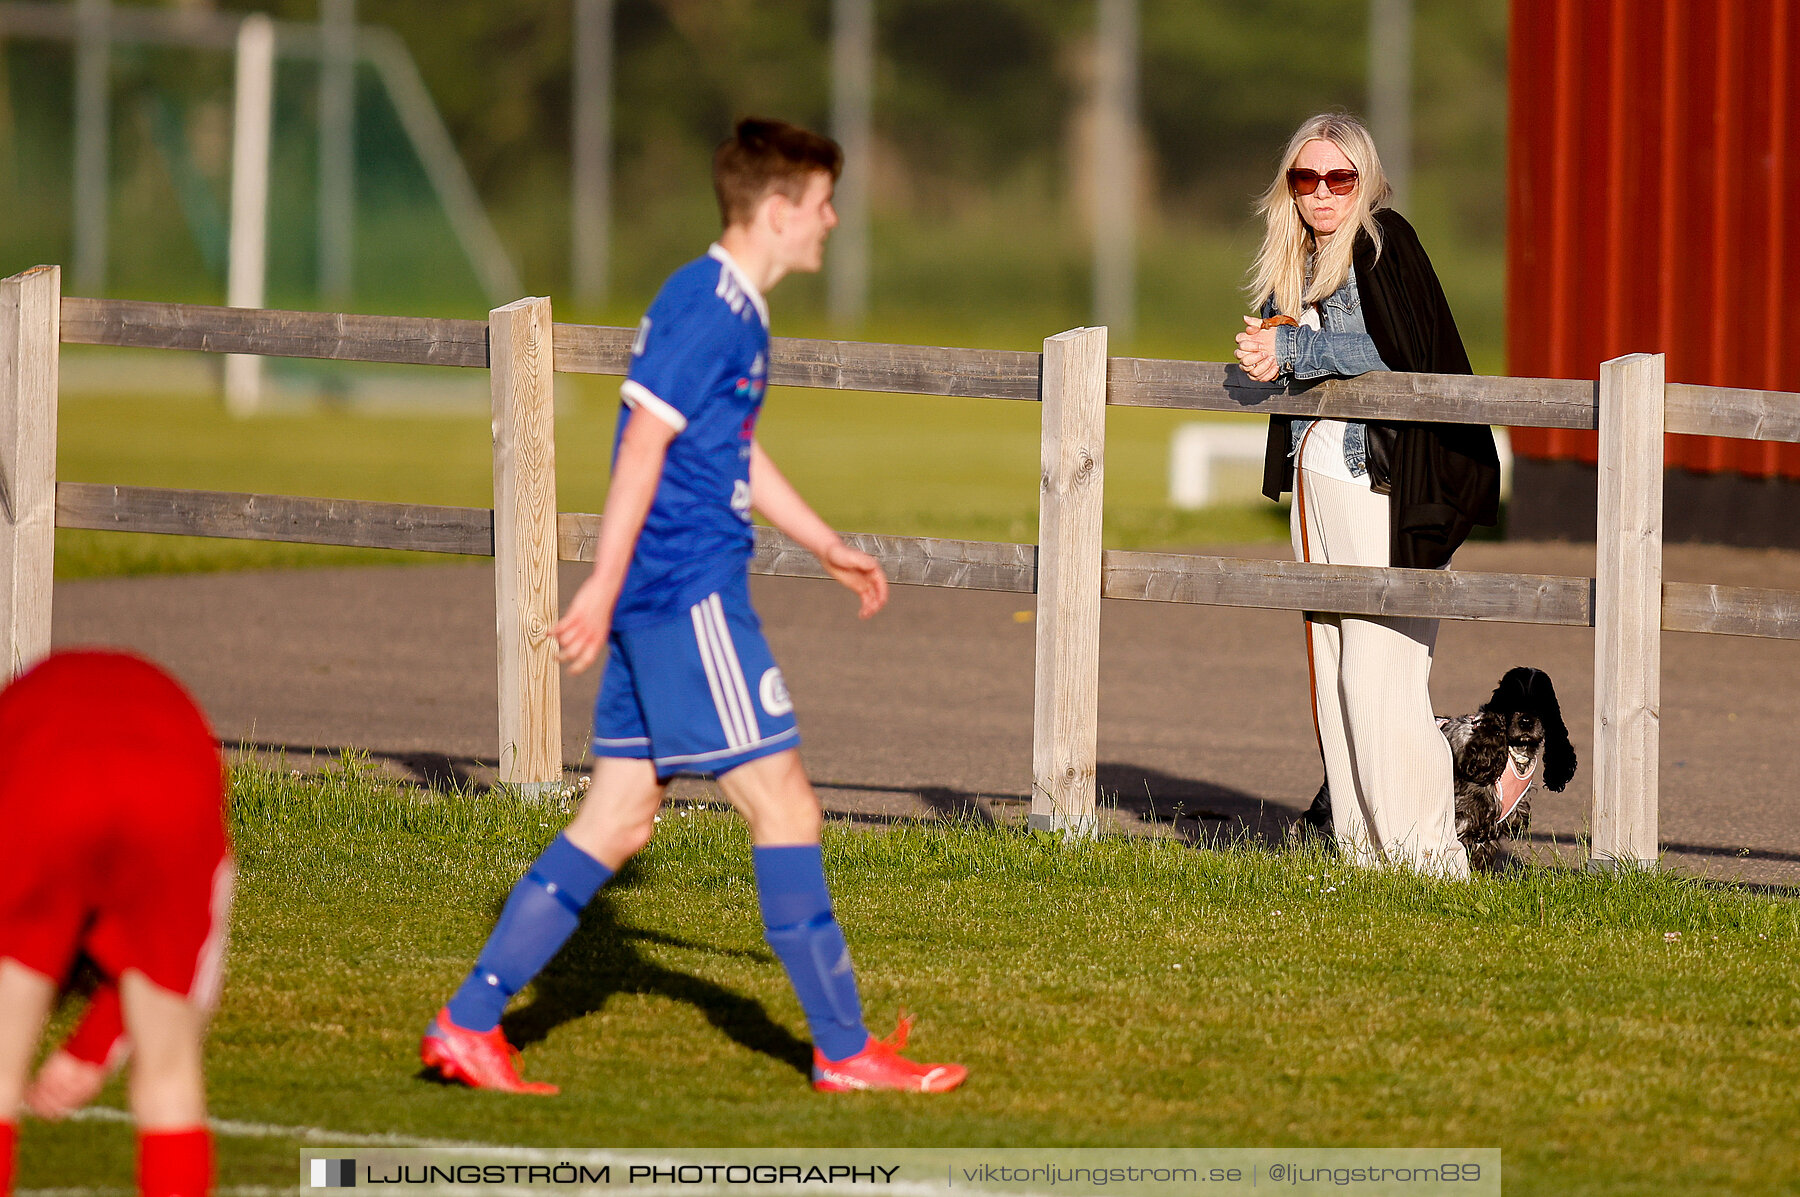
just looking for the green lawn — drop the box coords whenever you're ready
[17,761,1800,1195]
[53,375,1287,579]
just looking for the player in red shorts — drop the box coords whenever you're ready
[0,651,232,1197]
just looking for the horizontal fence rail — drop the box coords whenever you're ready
[1103,357,1602,428]
[12,284,1798,864]
[54,482,1800,642]
[1102,551,1594,626]
[61,297,492,368]
[59,297,1800,441]
[57,483,496,555]
[556,324,1045,401]
[1659,581,1800,639]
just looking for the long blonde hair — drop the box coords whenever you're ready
[1246,112,1393,318]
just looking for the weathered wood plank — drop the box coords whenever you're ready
[1,266,60,678]
[54,482,495,554]
[557,512,1036,592]
[552,319,1043,401]
[752,527,1037,592]
[1665,381,1800,444]
[1591,353,1664,869]
[1031,327,1107,835]
[768,335,1040,399]
[1662,581,1800,640]
[1103,551,1595,625]
[59,297,490,368]
[56,300,1800,445]
[58,486,1800,645]
[1105,355,1601,429]
[54,482,496,553]
[555,512,600,562]
[489,296,562,792]
[551,321,634,375]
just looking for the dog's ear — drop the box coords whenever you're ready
[1524,669,1578,791]
[1486,666,1536,715]
[1458,714,1509,785]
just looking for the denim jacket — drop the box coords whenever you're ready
[1263,272,1388,477]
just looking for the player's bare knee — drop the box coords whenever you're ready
[118,973,207,1129]
[565,760,664,863]
[781,802,824,838]
[737,786,823,844]
[613,814,658,858]
[0,960,60,1104]
[565,805,656,870]
[717,753,820,842]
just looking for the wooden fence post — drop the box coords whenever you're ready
[490,296,562,798]
[1,266,61,681]
[1029,326,1107,835]
[1591,351,1664,869]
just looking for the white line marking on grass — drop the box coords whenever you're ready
[21,1189,287,1196]
[67,1105,572,1153]
[60,1108,1049,1197]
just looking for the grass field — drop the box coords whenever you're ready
[16,760,1800,1196]
[52,375,1289,580]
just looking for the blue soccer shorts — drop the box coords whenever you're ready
[592,588,800,778]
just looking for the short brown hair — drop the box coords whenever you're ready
[712,118,843,228]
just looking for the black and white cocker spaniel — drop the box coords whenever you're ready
[1295,667,1578,870]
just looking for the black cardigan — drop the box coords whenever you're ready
[1259,208,1500,570]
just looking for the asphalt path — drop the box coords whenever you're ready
[50,540,1800,887]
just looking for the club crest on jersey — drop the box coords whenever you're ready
[759,667,793,716]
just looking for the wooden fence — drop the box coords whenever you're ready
[5,264,1800,863]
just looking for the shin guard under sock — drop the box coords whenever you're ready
[446,834,613,1032]
[753,844,868,1061]
[138,1127,211,1197]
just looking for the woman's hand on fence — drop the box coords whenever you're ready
[822,540,889,619]
[1235,316,1281,383]
[553,577,614,674]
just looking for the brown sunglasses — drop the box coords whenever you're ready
[1287,168,1359,197]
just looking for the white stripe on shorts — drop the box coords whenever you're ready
[188,858,235,1011]
[654,726,799,769]
[691,597,750,748]
[705,593,761,743]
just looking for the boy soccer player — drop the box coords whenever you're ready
[421,118,965,1095]
[0,651,232,1197]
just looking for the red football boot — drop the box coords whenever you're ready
[811,1013,966,1093]
[420,1008,558,1095]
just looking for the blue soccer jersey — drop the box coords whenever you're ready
[614,244,770,628]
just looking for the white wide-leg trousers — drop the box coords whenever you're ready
[1291,461,1469,880]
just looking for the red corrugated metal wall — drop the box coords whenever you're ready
[1507,0,1800,478]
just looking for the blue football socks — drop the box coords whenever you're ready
[753,844,869,1062]
[445,834,614,1033]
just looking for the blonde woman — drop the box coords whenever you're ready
[1236,112,1499,878]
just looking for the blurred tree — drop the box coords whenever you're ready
[881,0,1077,196]
[38,0,1504,341]
[1140,1,1367,224]
[199,0,1499,223]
